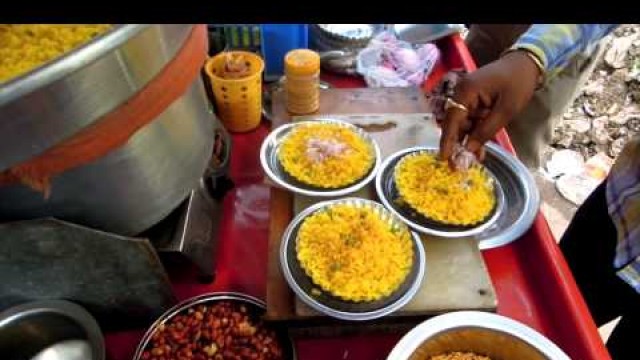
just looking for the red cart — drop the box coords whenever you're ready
[105,34,610,360]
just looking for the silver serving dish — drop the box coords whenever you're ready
[0,300,104,360]
[387,311,570,360]
[133,292,296,360]
[377,143,540,249]
[261,119,382,197]
[280,198,426,321]
[316,24,378,44]
[376,147,505,239]
[393,24,465,44]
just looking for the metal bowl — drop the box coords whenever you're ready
[377,143,540,249]
[280,198,426,321]
[261,119,382,197]
[133,292,296,360]
[376,147,505,239]
[0,300,104,360]
[387,311,570,360]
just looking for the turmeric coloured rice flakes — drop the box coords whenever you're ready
[0,24,112,83]
[296,204,413,302]
[277,123,374,188]
[395,152,495,226]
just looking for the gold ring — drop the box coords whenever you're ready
[445,97,469,113]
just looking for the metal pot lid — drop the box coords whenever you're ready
[280,197,426,321]
[260,119,382,197]
[377,143,540,250]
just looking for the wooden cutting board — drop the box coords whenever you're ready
[265,88,497,330]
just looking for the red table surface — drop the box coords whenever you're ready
[105,34,610,360]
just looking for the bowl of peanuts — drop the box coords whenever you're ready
[134,292,295,360]
[386,311,571,360]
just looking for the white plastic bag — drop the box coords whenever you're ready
[356,31,440,88]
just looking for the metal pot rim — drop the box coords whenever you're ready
[0,24,148,106]
[0,299,105,360]
[386,311,571,360]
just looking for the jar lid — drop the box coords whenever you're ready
[285,49,320,76]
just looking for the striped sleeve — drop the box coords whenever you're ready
[511,24,618,79]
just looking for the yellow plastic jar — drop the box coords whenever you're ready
[284,49,320,115]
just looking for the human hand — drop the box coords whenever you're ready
[438,50,542,164]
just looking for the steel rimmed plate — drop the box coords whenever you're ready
[280,197,426,321]
[260,119,381,197]
[133,292,297,360]
[376,143,540,249]
[376,147,505,239]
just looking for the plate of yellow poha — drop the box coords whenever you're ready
[280,198,426,321]
[260,119,381,197]
[376,147,505,238]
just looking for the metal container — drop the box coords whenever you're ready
[0,300,104,360]
[393,24,465,44]
[376,147,506,239]
[261,119,381,197]
[386,311,570,360]
[280,198,426,321]
[133,292,296,360]
[0,25,215,235]
[377,143,540,250]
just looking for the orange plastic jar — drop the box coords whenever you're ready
[284,49,320,115]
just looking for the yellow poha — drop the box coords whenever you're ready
[395,152,495,226]
[296,204,413,302]
[427,352,492,360]
[0,24,112,83]
[278,123,374,188]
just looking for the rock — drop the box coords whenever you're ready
[583,102,597,117]
[554,132,575,148]
[605,35,637,69]
[627,116,640,132]
[583,80,604,96]
[575,132,592,145]
[591,127,611,145]
[611,114,631,126]
[611,126,629,139]
[591,116,609,129]
[565,119,591,133]
[610,137,627,157]
[607,102,621,115]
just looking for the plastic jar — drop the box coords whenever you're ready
[284,49,320,115]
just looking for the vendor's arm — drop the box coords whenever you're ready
[439,24,618,162]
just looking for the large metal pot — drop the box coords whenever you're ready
[0,25,215,235]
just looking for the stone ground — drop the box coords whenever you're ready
[534,24,640,345]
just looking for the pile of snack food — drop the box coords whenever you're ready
[140,301,284,360]
[0,24,112,83]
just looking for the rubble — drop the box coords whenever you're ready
[550,24,640,163]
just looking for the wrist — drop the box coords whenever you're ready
[501,48,545,90]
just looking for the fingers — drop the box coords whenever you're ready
[439,106,468,162]
[465,97,513,159]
